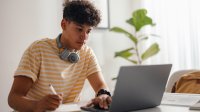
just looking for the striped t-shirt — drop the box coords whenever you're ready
[14,38,101,103]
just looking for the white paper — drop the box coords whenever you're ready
[189,100,200,110]
[48,103,81,112]
[161,93,200,107]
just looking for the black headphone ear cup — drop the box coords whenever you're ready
[68,52,80,63]
[60,49,70,61]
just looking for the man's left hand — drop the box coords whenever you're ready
[86,94,112,109]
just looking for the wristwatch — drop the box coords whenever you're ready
[96,89,111,97]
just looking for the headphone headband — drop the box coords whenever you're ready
[56,34,63,48]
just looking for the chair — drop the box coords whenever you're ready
[166,69,198,92]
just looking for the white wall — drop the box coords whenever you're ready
[0,0,63,111]
[0,0,136,111]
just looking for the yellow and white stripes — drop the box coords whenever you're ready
[14,38,101,103]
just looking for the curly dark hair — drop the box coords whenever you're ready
[63,0,101,27]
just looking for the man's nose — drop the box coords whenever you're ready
[80,32,88,40]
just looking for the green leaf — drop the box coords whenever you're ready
[127,9,155,31]
[110,27,138,44]
[139,37,148,41]
[126,18,134,27]
[115,47,138,64]
[112,77,118,80]
[125,58,138,64]
[141,43,160,60]
[115,47,134,58]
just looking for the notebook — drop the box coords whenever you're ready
[190,100,200,110]
[162,93,200,107]
[81,64,172,112]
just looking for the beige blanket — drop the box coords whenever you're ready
[172,71,200,94]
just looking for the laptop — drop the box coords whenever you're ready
[81,64,172,112]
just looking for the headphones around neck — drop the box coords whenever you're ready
[56,34,80,63]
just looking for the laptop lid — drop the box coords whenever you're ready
[109,64,172,112]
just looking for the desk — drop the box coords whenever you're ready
[54,93,200,112]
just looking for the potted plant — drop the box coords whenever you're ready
[110,9,160,65]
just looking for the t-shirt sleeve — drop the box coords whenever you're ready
[14,41,41,82]
[86,48,101,77]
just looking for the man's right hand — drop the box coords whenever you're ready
[34,94,63,112]
[8,77,63,112]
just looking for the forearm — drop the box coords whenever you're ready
[8,93,38,112]
[95,84,109,93]
[87,72,110,94]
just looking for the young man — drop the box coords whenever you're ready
[8,1,111,112]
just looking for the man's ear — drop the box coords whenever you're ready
[61,19,66,30]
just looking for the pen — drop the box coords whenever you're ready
[49,84,57,94]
